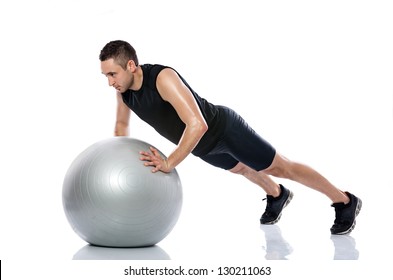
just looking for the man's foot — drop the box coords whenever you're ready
[260,184,293,224]
[330,192,362,235]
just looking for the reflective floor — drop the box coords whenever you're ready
[260,225,359,260]
[71,224,360,261]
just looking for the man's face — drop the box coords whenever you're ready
[101,58,133,93]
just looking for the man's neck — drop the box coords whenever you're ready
[130,66,143,91]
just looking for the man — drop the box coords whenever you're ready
[99,40,362,235]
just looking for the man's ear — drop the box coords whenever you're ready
[127,60,137,71]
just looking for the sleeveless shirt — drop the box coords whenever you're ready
[121,64,225,156]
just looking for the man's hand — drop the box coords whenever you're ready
[139,147,172,173]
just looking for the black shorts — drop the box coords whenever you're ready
[199,106,276,171]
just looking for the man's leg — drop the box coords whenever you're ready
[229,162,281,196]
[262,152,349,203]
[229,153,362,233]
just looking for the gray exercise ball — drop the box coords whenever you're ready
[62,137,183,247]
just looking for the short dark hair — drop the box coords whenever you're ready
[99,40,139,69]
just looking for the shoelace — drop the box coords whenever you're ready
[333,207,346,224]
[262,197,274,215]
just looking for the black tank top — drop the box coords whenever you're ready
[121,64,225,156]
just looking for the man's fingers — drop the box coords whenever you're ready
[139,149,165,173]
[149,146,161,156]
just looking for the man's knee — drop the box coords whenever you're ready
[229,162,248,175]
[264,165,283,177]
[263,154,292,178]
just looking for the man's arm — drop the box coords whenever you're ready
[114,91,131,136]
[140,68,208,173]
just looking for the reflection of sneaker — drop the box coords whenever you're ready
[330,235,359,260]
[260,225,293,260]
[330,192,362,235]
[260,185,293,224]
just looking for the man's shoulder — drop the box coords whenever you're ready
[142,63,170,71]
[142,64,173,78]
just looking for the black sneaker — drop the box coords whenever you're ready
[260,184,293,224]
[330,192,362,235]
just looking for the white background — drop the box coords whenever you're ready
[0,0,392,279]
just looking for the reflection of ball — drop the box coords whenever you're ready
[62,137,182,247]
